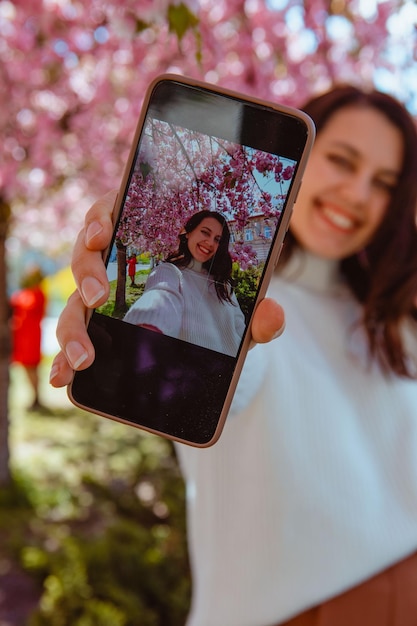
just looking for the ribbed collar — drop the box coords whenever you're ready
[186,259,205,273]
[278,249,348,296]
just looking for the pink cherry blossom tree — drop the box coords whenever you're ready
[0,0,415,484]
[112,117,293,312]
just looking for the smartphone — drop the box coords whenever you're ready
[69,74,315,447]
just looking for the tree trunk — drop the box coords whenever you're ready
[114,240,127,318]
[0,200,11,486]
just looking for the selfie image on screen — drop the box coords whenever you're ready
[96,117,297,360]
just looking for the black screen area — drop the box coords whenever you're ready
[71,313,235,444]
[150,79,308,160]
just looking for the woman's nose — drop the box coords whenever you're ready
[343,172,372,207]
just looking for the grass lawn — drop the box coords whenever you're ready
[96,271,148,318]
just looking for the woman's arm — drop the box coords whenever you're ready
[49,191,285,387]
[124,263,184,337]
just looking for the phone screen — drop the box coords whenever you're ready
[70,77,314,446]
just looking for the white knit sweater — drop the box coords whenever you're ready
[175,251,417,626]
[124,261,245,357]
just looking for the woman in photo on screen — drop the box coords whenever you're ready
[124,210,246,358]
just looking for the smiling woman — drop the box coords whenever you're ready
[123,210,245,357]
[278,85,417,379]
[50,83,417,626]
[290,106,403,260]
[174,85,417,626]
[185,218,222,264]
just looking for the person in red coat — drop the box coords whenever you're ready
[127,254,137,286]
[10,266,47,411]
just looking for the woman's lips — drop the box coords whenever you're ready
[320,204,357,232]
[198,244,212,256]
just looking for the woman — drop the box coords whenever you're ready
[10,265,47,411]
[51,84,417,625]
[127,254,137,286]
[124,210,245,357]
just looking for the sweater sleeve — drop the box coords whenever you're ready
[123,263,184,339]
[228,343,269,417]
[231,291,246,338]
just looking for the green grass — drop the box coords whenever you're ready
[96,271,148,318]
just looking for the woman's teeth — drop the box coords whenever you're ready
[322,207,355,230]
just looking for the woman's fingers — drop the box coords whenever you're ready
[50,192,117,388]
[84,189,117,250]
[251,297,285,344]
[50,290,96,388]
[71,190,117,308]
[49,350,77,388]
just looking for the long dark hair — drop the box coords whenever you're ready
[166,210,233,303]
[278,85,417,378]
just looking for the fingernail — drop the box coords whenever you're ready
[272,321,286,340]
[49,363,59,383]
[81,276,105,307]
[85,221,103,246]
[66,341,88,370]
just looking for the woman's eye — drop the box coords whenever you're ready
[327,153,354,170]
[373,178,396,194]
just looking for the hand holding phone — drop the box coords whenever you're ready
[65,75,315,447]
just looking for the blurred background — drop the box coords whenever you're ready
[1,1,416,624]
